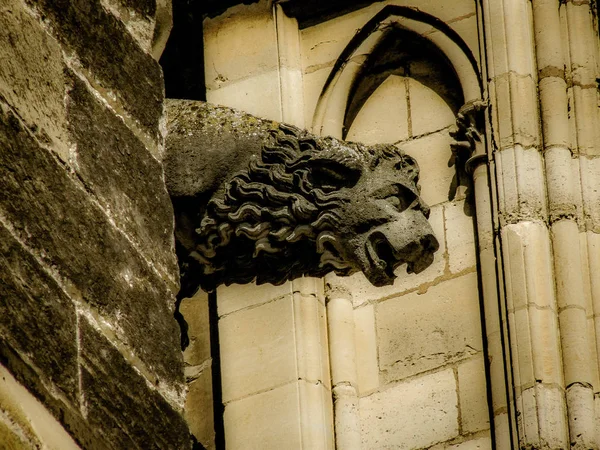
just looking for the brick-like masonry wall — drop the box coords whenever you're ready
[0,0,191,448]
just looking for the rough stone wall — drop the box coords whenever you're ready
[0,0,190,448]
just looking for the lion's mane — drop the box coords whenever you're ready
[189,123,419,289]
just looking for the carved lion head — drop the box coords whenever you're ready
[180,124,439,292]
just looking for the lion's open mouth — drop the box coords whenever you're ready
[364,231,439,286]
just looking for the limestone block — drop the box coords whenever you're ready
[511,75,541,148]
[326,203,445,307]
[219,297,296,402]
[491,74,540,151]
[297,381,335,450]
[206,71,283,122]
[217,282,291,317]
[495,146,547,222]
[180,290,211,367]
[581,157,600,231]
[203,6,279,91]
[0,104,184,387]
[67,75,179,284]
[185,368,215,450]
[538,78,570,149]
[559,307,593,386]
[501,0,536,76]
[79,317,191,449]
[354,305,379,395]
[346,75,410,145]
[303,67,331,129]
[488,76,512,150]
[481,0,508,80]
[457,356,490,434]
[516,384,569,449]
[408,78,456,137]
[445,200,477,273]
[223,382,302,450]
[0,0,70,160]
[572,86,600,156]
[0,225,78,403]
[566,383,596,449]
[389,0,476,23]
[328,296,358,388]
[502,221,555,310]
[31,0,165,138]
[377,272,483,382]
[401,131,456,206]
[293,292,331,388]
[445,437,492,449]
[301,5,380,72]
[360,369,459,449]
[292,276,325,300]
[507,307,534,390]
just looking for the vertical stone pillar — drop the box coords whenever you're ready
[451,100,515,449]
[480,0,570,447]
[481,0,600,447]
[532,1,598,448]
[326,287,362,450]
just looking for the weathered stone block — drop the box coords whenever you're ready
[402,131,457,206]
[219,297,296,402]
[206,71,284,122]
[185,368,215,450]
[445,199,477,273]
[180,290,211,367]
[360,369,459,449]
[203,6,279,90]
[446,437,492,449]
[0,103,182,387]
[67,74,178,286]
[223,382,302,450]
[0,0,70,160]
[346,75,410,145]
[217,282,292,317]
[377,272,483,382]
[353,304,379,395]
[80,317,191,450]
[457,356,490,434]
[409,77,456,137]
[0,224,78,403]
[27,0,164,137]
[0,341,105,450]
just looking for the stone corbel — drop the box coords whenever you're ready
[164,100,440,297]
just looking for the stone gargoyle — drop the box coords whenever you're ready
[164,100,439,299]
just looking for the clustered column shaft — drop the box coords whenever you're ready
[480,0,600,447]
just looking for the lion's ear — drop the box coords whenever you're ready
[306,159,363,190]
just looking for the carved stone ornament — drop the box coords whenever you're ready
[165,100,439,295]
[449,99,488,174]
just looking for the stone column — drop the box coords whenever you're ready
[481,0,600,447]
[480,0,569,447]
[450,100,516,449]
